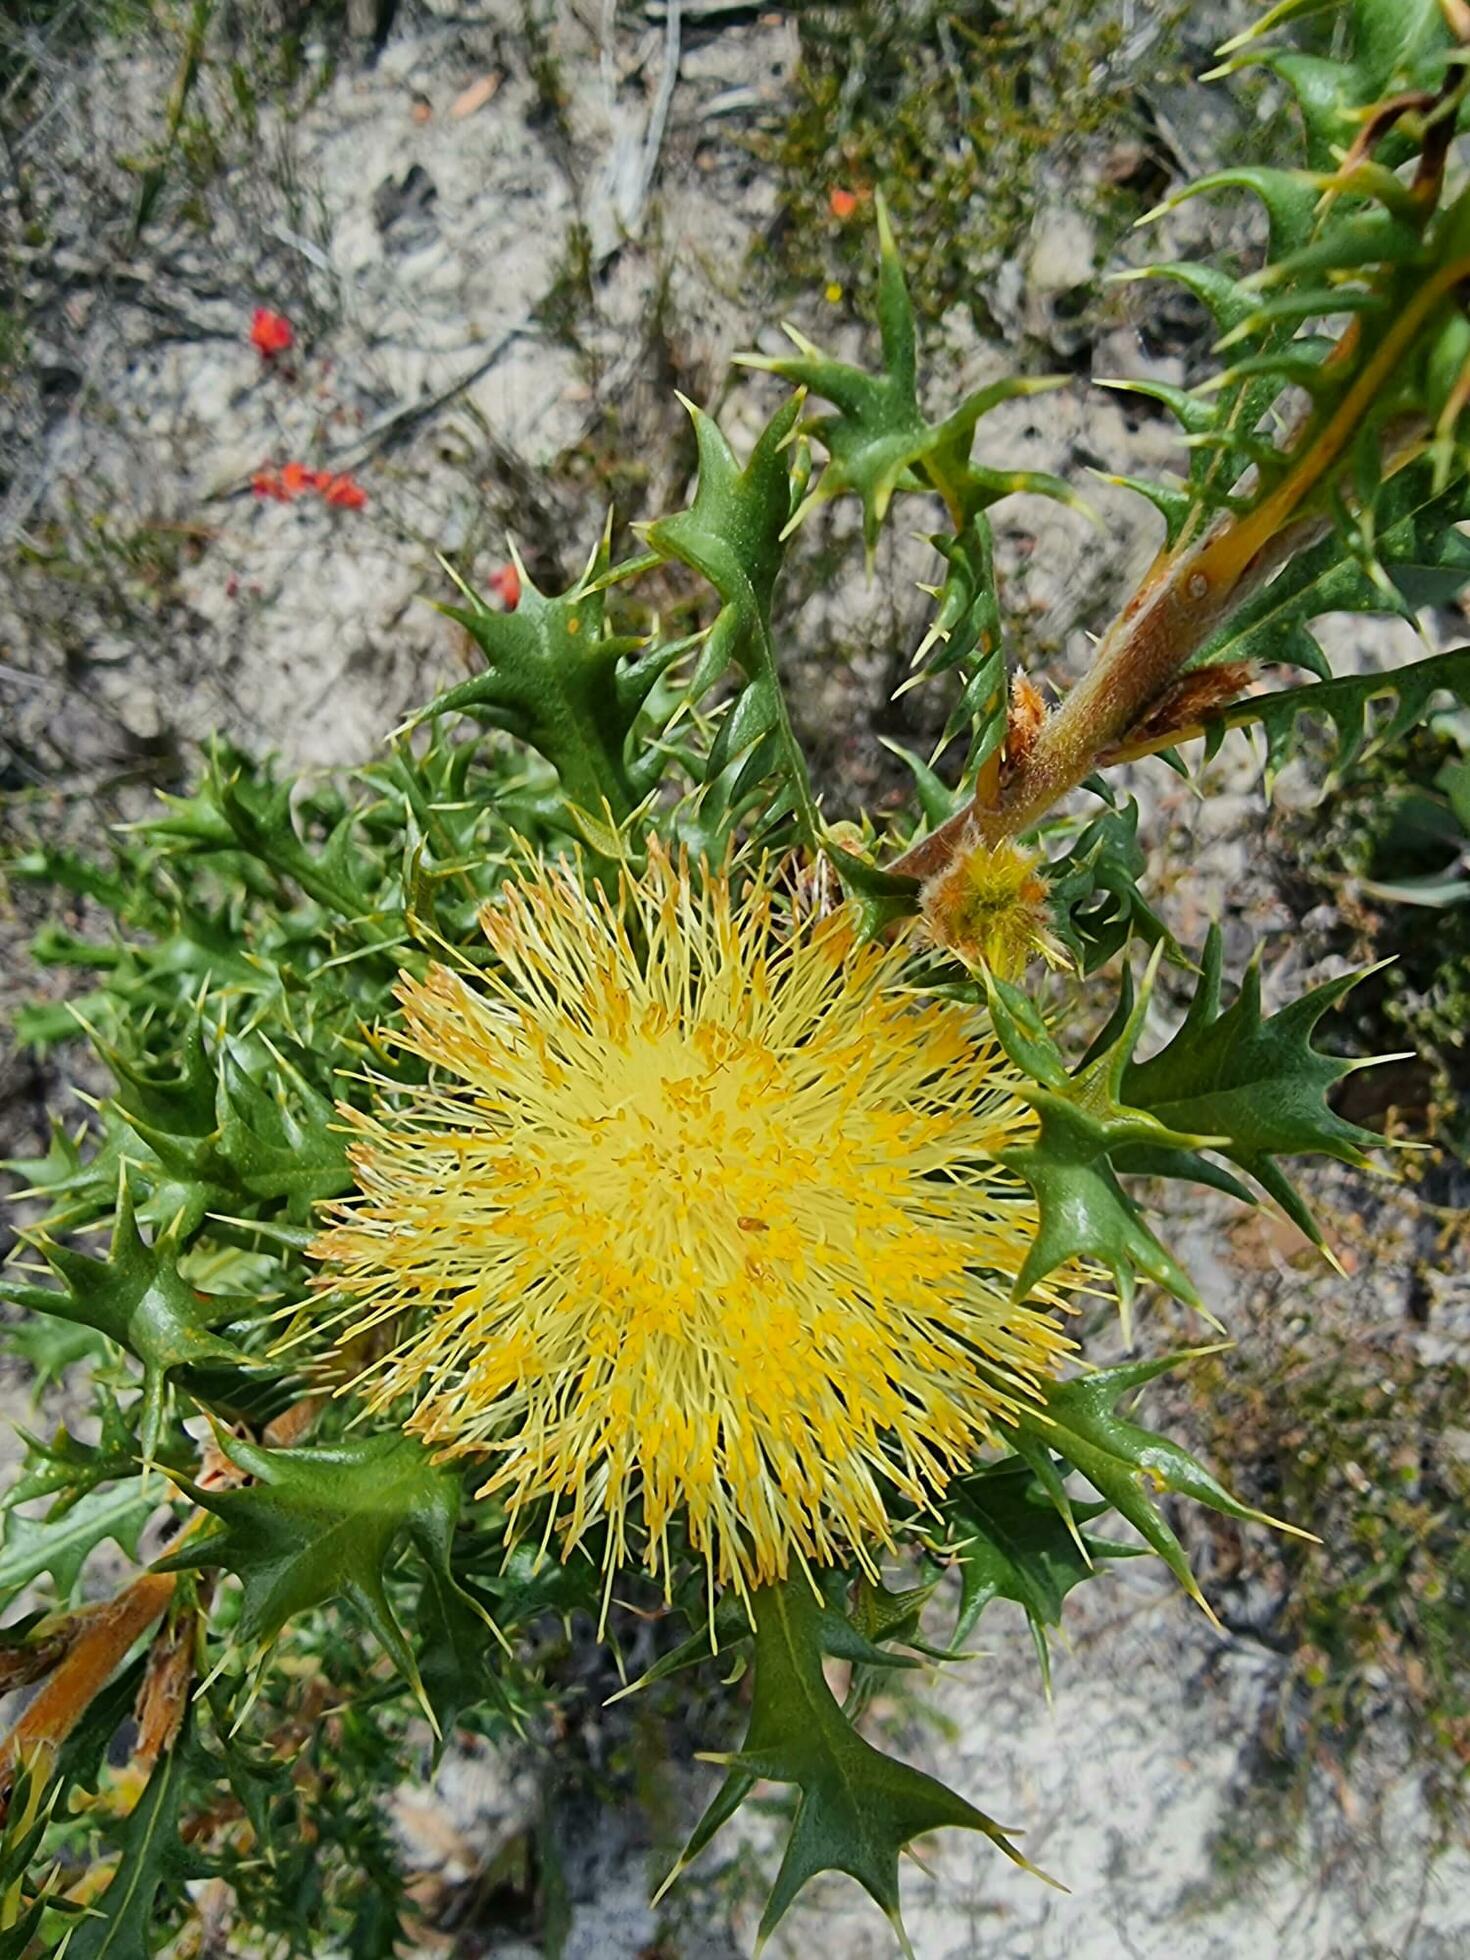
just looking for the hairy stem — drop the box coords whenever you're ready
[891,511,1290,877]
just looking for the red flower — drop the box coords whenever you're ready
[320,473,368,510]
[253,463,366,510]
[488,562,521,610]
[279,462,320,497]
[828,186,860,220]
[250,307,295,358]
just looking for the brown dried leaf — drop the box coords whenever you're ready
[134,1612,195,1772]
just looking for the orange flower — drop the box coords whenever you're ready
[320,473,367,510]
[249,307,294,358]
[487,562,521,609]
[828,186,860,220]
[252,463,366,510]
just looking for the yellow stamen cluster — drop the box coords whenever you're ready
[311,845,1070,1597]
[920,828,1066,979]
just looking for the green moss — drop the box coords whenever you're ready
[759,0,1192,333]
[1186,1338,1470,1824]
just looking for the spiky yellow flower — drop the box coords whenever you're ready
[920,828,1067,980]
[311,845,1071,1598]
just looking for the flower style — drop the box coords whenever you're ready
[311,846,1072,1597]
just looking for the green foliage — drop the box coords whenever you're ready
[940,1460,1138,1691]
[161,1433,477,1721]
[1189,466,1470,683]
[908,520,1007,790]
[1042,796,1180,976]
[1122,0,1470,556]
[743,198,1081,551]
[1185,645,1470,784]
[429,533,656,842]
[1120,928,1386,1245]
[988,931,1387,1318]
[1,1185,258,1455]
[0,1480,156,1610]
[65,1716,209,1960]
[667,1577,1047,1954]
[987,955,1225,1317]
[1005,1353,1308,1621]
[642,395,821,846]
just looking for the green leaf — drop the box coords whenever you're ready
[1191,468,1470,681]
[907,519,1007,784]
[1189,644,1470,783]
[665,1578,1051,1954]
[941,1460,1137,1692]
[415,1565,515,1754]
[821,838,920,939]
[988,956,1217,1321]
[425,529,647,834]
[8,1392,153,1509]
[0,1315,107,1397]
[738,197,1079,551]
[66,1715,210,1960]
[214,1037,351,1221]
[643,393,819,847]
[1122,926,1387,1245]
[0,1478,156,1608]
[160,1433,467,1725]
[0,1185,255,1456]
[1043,797,1181,974]
[1010,1353,1310,1617]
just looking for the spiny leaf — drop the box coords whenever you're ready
[941,1460,1138,1693]
[1186,644,1470,782]
[905,518,1007,783]
[1010,1352,1311,1618]
[1189,466,1470,682]
[0,1479,157,1609]
[737,198,1076,551]
[160,1432,471,1724]
[0,1185,255,1456]
[0,1314,107,1397]
[8,1392,152,1508]
[65,1714,211,1960]
[213,1037,352,1221]
[426,529,647,832]
[1122,926,1388,1245]
[415,1565,516,1755]
[666,1577,1052,1953]
[1043,797,1181,974]
[643,393,819,847]
[988,955,1216,1321]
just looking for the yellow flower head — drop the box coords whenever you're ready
[311,844,1070,1599]
[920,828,1067,980]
